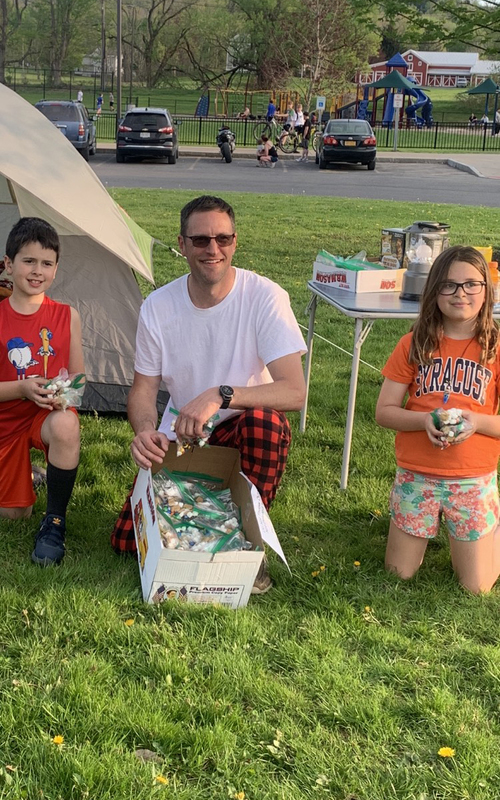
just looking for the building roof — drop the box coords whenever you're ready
[471,60,500,75]
[408,50,478,67]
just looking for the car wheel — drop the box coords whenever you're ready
[80,143,89,161]
[319,155,327,170]
[90,138,97,156]
[116,151,125,163]
[167,150,177,164]
[221,142,232,163]
[367,159,376,171]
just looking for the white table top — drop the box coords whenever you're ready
[308,281,500,321]
[308,280,420,319]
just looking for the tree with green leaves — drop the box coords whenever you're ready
[0,0,30,84]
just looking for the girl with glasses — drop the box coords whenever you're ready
[376,245,500,593]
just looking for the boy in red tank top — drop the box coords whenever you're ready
[0,218,85,565]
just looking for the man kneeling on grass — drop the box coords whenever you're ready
[111,195,306,594]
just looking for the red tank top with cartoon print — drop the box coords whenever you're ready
[0,296,71,443]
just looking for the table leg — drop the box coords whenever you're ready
[299,294,318,433]
[340,318,374,490]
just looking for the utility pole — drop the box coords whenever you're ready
[116,0,122,123]
[129,6,136,105]
[100,0,106,93]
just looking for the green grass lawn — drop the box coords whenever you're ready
[2,191,500,800]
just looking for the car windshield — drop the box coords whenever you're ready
[326,122,371,135]
[124,114,169,129]
[38,105,80,122]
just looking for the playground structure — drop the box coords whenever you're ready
[356,53,433,128]
[197,87,362,119]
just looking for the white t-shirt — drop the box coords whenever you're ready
[77,90,83,102]
[135,268,307,437]
[295,111,304,127]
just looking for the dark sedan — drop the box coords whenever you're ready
[116,107,178,164]
[317,120,376,170]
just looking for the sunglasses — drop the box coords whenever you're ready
[184,233,236,248]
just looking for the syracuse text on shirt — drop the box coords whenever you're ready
[415,357,492,406]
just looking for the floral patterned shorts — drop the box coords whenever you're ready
[390,468,499,541]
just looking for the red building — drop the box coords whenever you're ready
[357,51,493,88]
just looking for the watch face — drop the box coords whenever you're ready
[220,385,233,397]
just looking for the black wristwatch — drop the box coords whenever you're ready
[219,385,234,409]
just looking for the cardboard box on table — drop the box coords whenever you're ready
[131,446,287,609]
[313,259,404,293]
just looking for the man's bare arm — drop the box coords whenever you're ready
[175,352,306,440]
[128,371,169,468]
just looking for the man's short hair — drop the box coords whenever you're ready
[180,196,235,235]
[5,217,60,261]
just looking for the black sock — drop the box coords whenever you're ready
[46,462,78,519]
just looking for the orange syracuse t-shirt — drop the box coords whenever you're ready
[381,331,500,477]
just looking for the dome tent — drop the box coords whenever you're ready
[0,83,155,412]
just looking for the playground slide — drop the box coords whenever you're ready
[406,88,433,126]
[382,90,394,125]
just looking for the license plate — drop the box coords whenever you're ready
[344,140,356,147]
[140,132,150,138]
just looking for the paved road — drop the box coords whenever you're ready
[92,152,500,206]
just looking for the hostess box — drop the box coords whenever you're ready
[131,446,287,609]
[312,254,404,293]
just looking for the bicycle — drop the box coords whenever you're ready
[252,117,300,153]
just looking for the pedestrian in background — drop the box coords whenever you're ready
[296,110,311,162]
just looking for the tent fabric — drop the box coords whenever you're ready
[0,84,154,282]
[367,71,416,91]
[467,78,499,95]
[0,85,158,412]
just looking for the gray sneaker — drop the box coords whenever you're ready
[251,559,273,595]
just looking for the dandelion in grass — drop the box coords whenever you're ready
[234,793,245,800]
[52,735,64,746]
[364,606,371,612]
[354,560,361,567]
[155,775,168,785]
[311,570,320,577]
[124,618,135,627]
[320,565,326,571]
[438,746,455,758]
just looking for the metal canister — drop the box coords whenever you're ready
[400,221,450,302]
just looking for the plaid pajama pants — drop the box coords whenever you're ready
[110,408,291,555]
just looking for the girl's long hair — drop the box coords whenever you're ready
[409,245,499,365]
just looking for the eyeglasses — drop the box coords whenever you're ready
[438,280,486,296]
[184,233,236,248]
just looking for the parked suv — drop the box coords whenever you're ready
[116,107,178,164]
[35,100,96,160]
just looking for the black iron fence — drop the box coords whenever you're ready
[371,121,500,151]
[95,114,500,152]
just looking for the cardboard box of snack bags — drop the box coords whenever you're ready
[131,446,286,609]
[312,257,404,293]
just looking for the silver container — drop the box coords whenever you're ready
[400,221,450,302]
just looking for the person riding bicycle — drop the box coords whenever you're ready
[279,101,297,145]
